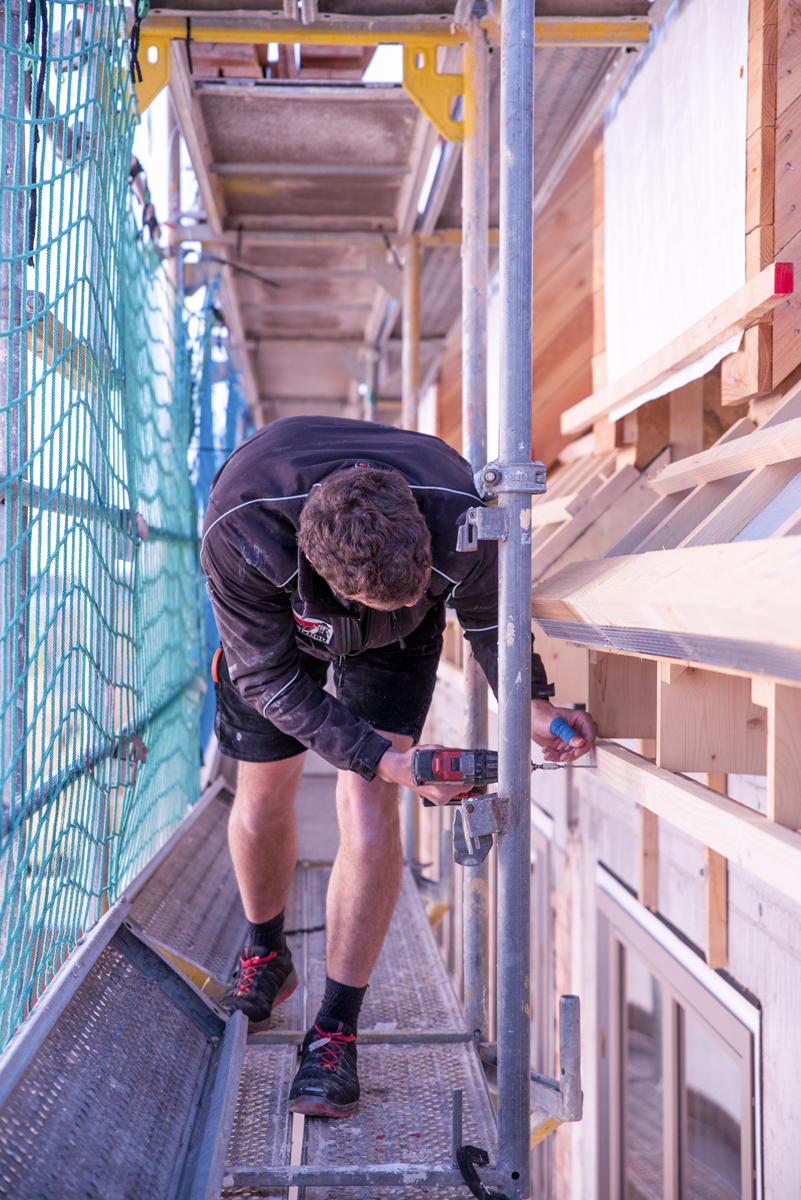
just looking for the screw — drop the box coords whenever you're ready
[466,803,475,813]
[483,467,500,485]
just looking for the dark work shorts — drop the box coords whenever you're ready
[214,602,446,763]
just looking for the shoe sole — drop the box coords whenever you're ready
[246,968,300,1033]
[287,1096,358,1118]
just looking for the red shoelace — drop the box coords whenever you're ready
[311,1023,356,1072]
[235,950,277,997]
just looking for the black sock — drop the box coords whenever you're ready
[247,912,286,956]
[315,975,368,1034]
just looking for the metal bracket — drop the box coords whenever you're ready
[453,793,510,866]
[402,43,464,142]
[480,460,547,497]
[453,810,493,867]
[134,33,171,114]
[456,505,509,551]
[476,995,583,1145]
[461,792,509,841]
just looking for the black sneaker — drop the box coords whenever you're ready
[222,946,298,1031]
[287,1019,359,1117]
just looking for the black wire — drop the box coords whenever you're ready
[26,0,48,266]
[185,17,193,74]
[199,255,281,289]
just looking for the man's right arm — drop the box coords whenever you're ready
[202,534,391,779]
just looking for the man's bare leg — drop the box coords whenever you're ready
[325,732,412,987]
[228,754,305,923]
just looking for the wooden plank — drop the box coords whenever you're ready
[771,221,801,386]
[169,42,260,416]
[777,0,801,121]
[764,680,801,826]
[561,262,794,436]
[703,847,728,970]
[531,628,589,707]
[592,132,606,391]
[775,92,801,253]
[638,807,658,914]
[652,414,801,493]
[749,0,777,135]
[593,739,801,909]
[679,459,801,545]
[747,125,775,236]
[588,652,657,739]
[633,477,747,553]
[720,323,773,406]
[656,663,767,774]
[603,492,690,557]
[530,465,640,579]
[530,538,801,656]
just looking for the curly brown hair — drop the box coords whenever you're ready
[298,467,432,608]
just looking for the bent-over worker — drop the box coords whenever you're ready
[200,416,597,1118]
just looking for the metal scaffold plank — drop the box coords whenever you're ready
[223,865,495,1196]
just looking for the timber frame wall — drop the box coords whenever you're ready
[420,2,801,1196]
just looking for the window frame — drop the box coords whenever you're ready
[597,866,761,1200]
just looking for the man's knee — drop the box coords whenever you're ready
[231,755,304,833]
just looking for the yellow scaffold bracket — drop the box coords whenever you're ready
[133,33,171,115]
[402,43,464,143]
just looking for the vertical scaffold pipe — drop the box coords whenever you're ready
[461,19,491,1046]
[401,233,420,431]
[496,0,534,1196]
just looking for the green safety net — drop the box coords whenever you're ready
[0,2,205,1046]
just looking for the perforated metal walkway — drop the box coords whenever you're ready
[130,777,496,1196]
[0,777,496,1198]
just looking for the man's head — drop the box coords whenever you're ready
[298,467,431,610]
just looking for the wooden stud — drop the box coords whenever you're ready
[592,417,621,454]
[657,665,767,774]
[588,653,657,738]
[638,807,659,913]
[701,760,729,974]
[721,324,773,406]
[777,0,801,125]
[755,678,801,827]
[703,845,728,969]
[668,378,705,460]
[592,132,606,392]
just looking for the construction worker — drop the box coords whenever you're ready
[201,416,597,1118]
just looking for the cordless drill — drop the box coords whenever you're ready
[411,717,586,807]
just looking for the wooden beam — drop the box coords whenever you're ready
[678,459,801,545]
[755,678,801,827]
[169,43,260,416]
[652,414,801,494]
[530,539,801,657]
[560,262,794,436]
[638,807,658,914]
[720,323,773,406]
[593,740,801,909]
[588,652,657,739]
[530,464,640,579]
[703,846,728,969]
[657,662,766,774]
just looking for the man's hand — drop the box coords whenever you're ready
[375,745,471,807]
[531,699,597,763]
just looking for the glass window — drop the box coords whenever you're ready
[625,949,663,1200]
[683,1010,742,1200]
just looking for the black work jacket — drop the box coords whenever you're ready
[200,417,552,779]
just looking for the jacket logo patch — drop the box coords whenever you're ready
[293,609,334,645]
